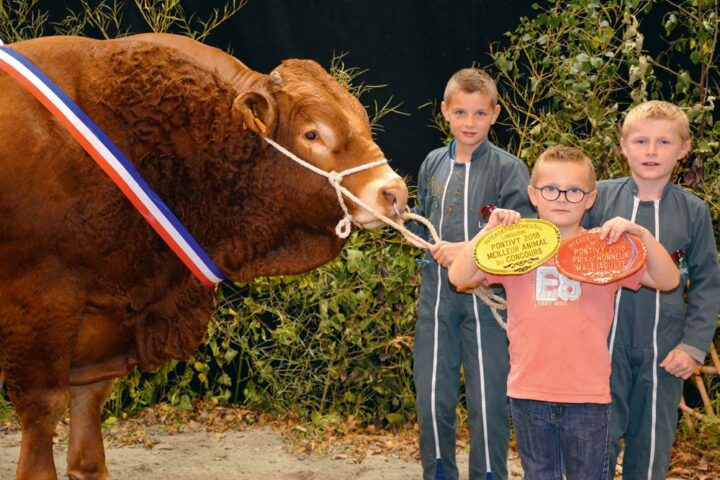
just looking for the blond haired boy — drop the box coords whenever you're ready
[585,100,720,479]
[449,145,679,479]
[412,67,534,480]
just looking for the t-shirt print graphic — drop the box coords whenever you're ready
[535,266,582,303]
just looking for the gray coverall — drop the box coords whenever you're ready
[585,177,720,480]
[413,139,533,480]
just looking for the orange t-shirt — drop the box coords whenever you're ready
[484,259,645,404]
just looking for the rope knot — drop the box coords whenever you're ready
[335,215,353,238]
[328,171,344,187]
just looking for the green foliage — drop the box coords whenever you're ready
[0,389,16,423]
[218,229,420,424]
[131,0,248,41]
[2,0,720,433]
[489,0,653,176]
[419,98,452,146]
[678,358,720,462]
[691,412,720,461]
[108,229,422,426]
[0,0,47,41]
[53,0,132,38]
[488,0,719,195]
[0,0,246,41]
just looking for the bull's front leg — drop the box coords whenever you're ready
[7,378,70,480]
[67,379,115,480]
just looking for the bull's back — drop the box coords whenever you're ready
[126,33,254,89]
[0,37,157,281]
[0,38,98,239]
[0,35,113,187]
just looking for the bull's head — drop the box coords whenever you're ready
[232,59,408,230]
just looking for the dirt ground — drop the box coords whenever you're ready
[0,402,712,479]
[0,427,417,480]
[0,423,523,480]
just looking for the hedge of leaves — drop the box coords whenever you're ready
[1,2,718,440]
[488,0,720,235]
[105,228,422,429]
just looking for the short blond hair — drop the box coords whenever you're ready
[622,100,690,141]
[531,145,596,189]
[443,68,498,105]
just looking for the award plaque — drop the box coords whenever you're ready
[555,229,646,284]
[473,219,561,274]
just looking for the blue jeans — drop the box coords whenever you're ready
[510,398,610,480]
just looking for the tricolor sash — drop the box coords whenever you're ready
[0,45,225,287]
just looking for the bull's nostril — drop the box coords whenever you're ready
[393,201,402,217]
[383,190,407,217]
[379,180,409,218]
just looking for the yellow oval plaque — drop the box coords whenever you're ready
[473,219,561,274]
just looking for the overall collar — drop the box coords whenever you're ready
[448,138,491,164]
[627,176,673,202]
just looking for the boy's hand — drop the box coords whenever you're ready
[601,215,679,291]
[430,209,520,268]
[430,241,466,268]
[659,348,698,379]
[598,216,647,244]
[486,208,521,229]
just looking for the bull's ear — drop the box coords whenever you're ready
[233,91,277,136]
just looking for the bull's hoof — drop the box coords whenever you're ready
[67,470,112,480]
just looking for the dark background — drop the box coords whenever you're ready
[211,0,535,181]
[39,0,536,180]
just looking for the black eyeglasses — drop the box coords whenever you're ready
[532,185,592,203]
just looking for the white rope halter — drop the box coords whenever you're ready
[262,136,393,238]
[261,136,509,329]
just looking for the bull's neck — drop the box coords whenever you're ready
[151,113,264,253]
[229,70,268,92]
[99,70,343,284]
[101,79,259,259]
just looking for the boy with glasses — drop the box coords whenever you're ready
[449,145,679,479]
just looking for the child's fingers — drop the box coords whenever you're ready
[607,223,621,243]
[660,350,697,379]
[490,208,520,226]
[602,217,629,244]
[597,224,609,241]
[598,220,616,242]
[506,211,521,225]
[598,217,619,240]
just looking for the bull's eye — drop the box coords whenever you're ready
[304,131,318,140]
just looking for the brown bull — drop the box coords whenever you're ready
[0,34,408,479]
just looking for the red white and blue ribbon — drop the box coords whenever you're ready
[0,45,225,287]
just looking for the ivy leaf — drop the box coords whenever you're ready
[664,13,678,35]
[345,248,364,272]
[385,412,405,425]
